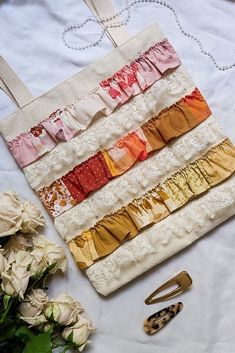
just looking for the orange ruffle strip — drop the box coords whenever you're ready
[39,87,212,217]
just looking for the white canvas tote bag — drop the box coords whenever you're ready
[0,0,235,296]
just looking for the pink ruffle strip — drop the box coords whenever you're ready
[8,38,181,168]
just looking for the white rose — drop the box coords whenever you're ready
[18,289,48,317]
[1,263,30,299]
[4,234,32,255]
[31,235,67,275]
[0,190,22,237]
[20,314,48,327]
[0,249,8,272]
[20,201,45,234]
[6,249,33,267]
[0,191,45,237]
[29,249,48,277]
[44,293,84,326]
[37,322,54,333]
[62,315,95,351]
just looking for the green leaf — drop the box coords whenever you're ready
[0,297,14,324]
[0,322,17,342]
[22,333,52,353]
[3,295,11,310]
[47,263,57,272]
[15,326,35,344]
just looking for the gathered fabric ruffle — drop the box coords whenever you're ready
[100,39,180,103]
[67,139,235,270]
[24,66,195,191]
[85,175,235,296]
[38,151,112,217]
[38,87,211,217]
[8,39,181,168]
[8,125,57,168]
[55,115,225,241]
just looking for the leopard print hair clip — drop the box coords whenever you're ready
[144,302,183,335]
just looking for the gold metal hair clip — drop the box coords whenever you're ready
[145,271,192,305]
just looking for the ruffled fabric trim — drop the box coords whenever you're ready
[38,88,211,217]
[24,66,195,191]
[8,39,181,168]
[100,39,180,103]
[86,175,235,296]
[55,115,225,240]
[103,87,211,177]
[67,139,235,269]
[8,125,57,169]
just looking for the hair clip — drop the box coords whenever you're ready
[145,271,192,305]
[144,302,183,335]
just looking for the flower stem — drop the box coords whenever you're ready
[60,344,71,353]
[0,298,13,324]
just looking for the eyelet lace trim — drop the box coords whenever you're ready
[24,66,195,190]
[55,115,225,241]
[85,175,235,296]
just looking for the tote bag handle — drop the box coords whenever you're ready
[84,0,130,47]
[0,56,33,107]
[0,1,128,108]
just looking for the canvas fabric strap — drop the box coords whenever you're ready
[0,1,128,108]
[0,56,33,107]
[84,0,130,47]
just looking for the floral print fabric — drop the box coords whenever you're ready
[8,125,56,168]
[100,39,180,103]
[38,180,77,217]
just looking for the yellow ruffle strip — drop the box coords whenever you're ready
[68,139,235,270]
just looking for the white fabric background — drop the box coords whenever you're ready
[0,1,235,352]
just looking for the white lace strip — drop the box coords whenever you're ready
[55,115,225,241]
[85,175,235,296]
[24,66,195,190]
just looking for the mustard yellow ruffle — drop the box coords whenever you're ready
[163,139,235,206]
[69,139,235,270]
[126,190,170,230]
[68,208,138,269]
[68,230,99,270]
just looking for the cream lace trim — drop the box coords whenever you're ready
[24,66,194,190]
[55,115,225,241]
[85,175,235,295]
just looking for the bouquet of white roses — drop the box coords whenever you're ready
[0,191,94,353]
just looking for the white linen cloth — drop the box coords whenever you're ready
[0,0,235,352]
